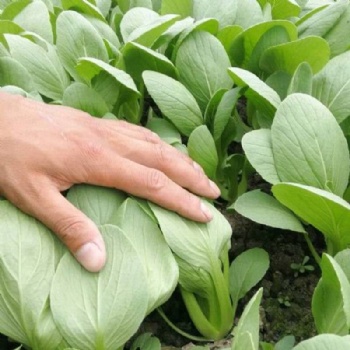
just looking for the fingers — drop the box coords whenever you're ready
[8,181,106,272]
[80,152,214,222]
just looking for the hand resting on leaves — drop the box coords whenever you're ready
[0,92,220,272]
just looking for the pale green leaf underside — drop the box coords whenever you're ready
[293,334,350,350]
[273,183,350,253]
[234,190,305,233]
[51,225,149,350]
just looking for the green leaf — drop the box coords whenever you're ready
[312,254,350,334]
[62,82,110,116]
[118,0,153,13]
[120,7,179,47]
[61,0,105,20]
[242,129,280,185]
[0,20,23,36]
[233,0,264,29]
[229,20,298,67]
[67,184,126,225]
[146,118,181,145]
[232,288,263,350]
[234,190,305,233]
[273,183,350,254]
[275,336,295,350]
[265,71,291,100]
[228,67,281,121]
[188,125,218,179]
[271,93,350,196]
[176,31,232,112]
[160,0,192,18]
[115,199,179,312]
[143,70,203,136]
[335,249,350,285]
[76,57,139,96]
[229,249,269,307]
[56,11,108,81]
[213,88,240,141]
[217,25,243,53]
[258,0,300,19]
[131,333,161,350]
[0,201,64,348]
[5,34,69,100]
[0,56,34,92]
[260,36,330,75]
[122,41,176,82]
[10,0,53,43]
[51,225,149,350]
[293,334,350,350]
[192,0,237,28]
[287,62,313,95]
[313,51,350,124]
[150,201,231,273]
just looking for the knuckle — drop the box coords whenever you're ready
[155,144,172,165]
[146,169,168,192]
[80,141,104,161]
[54,216,87,244]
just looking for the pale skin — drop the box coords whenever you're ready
[0,92,220,272]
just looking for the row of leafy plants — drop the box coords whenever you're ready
[0,0,350,349]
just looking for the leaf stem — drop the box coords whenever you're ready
[302,232,321,265]
[156,307,209,342]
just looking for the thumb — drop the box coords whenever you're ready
[19,186,106,272]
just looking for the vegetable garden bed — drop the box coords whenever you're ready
[1,0,350,349]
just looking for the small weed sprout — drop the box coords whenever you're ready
[291,256,315,277]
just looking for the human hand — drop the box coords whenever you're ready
[0,93,220,272]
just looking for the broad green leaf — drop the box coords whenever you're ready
[11,1,53,43]
[217,25,244,53]
[273,183,350,254]
[0,201,63,348]
[0,20,23,36]
[229,249,269,307]
[234,190,305,233]
[61,0,105,20]
[76,57,139,96]
[233,0,264,29]
[160,0,192,18]
[232,289,263,350]
[193,0,237,28]
[150,201,231,273]
[242,130,279,185]
[0,0,31,21]
[115,199,179,312]
[335,249,350,284]
[176,31,232,112]
[51,225,149,350]
[260,36,330,75]
[257,0,300,19]
[146,118,181,145]
[122,42,176,82]
[275,336,295,350]
[0,84,42,100]
[83,15,120,49]
[293,334,350,350]
[67,184,126,225]
[229,21,298,67]
[313,51,350,124]
[5,34,69,100]
[62,82,109,116]
[228,67,281,121]
[0,56,34,92]
[95,0,111,17]
[312,254,350,334]
[56,11,108,81]
[247,25,292,75]
[143,70,203,136]
[204,89,227,131]
[188,125,218,179]
[271,93,350,196]
[287,62,313,95]
[265,71,291,100]
[120,7,179,47]
[213,88,240,141]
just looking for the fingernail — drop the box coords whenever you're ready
[201,202,213,221]
[209,180,221,197]
[193,161,204,173]
[75,242,105,273]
